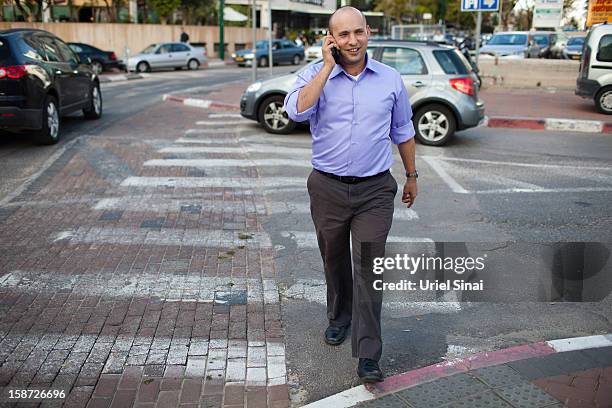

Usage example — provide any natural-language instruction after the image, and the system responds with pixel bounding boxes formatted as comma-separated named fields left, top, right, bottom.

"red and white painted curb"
left=162, top=95, right=611, bottom=134
left=99, top=73, right=145, bottom=83
left=162, top=94, right=239, bottom=110
left=303, top=333, right=612, bottom=408
left=486, top=116, right=612, bottom=133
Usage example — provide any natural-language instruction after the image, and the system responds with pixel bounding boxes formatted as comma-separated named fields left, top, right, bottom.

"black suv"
left=0, top=29, right=102, bottom=145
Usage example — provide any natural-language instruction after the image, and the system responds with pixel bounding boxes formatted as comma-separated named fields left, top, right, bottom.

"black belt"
left=315, top=169, right=389, bottom=184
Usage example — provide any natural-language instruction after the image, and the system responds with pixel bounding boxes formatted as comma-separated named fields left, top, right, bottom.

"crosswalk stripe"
left=121, top=177, right=304, bottom=188
left=92, top=197, right=418, bottom=220
left=143, top=159, right=312, bottom=168
left=279, top=231, right=433, bottom=248
left=159, top=145, right=310, bottom=155
left=52, top=227, right=273, bottom=248
left=195, top=120, right=249, bottom=126
left=209, top=114, right=244, bottom=119
left=185, top=127, right=255, bottom=134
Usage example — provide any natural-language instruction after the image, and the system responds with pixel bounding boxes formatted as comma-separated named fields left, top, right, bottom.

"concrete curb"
left=486, top=115, right=612, bottom=133
left=302, top=333, right=612, bottom=408
left=99, top=73, right=145, bottom=83
left=162, top=94, right=240, bottom=110
left=161, top=95, right=611, bottom=134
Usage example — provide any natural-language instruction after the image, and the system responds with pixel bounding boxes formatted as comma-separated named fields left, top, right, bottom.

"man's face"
left=330, top=10, right=370, bottom=66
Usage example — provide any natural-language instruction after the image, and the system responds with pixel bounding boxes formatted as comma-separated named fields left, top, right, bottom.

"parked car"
left=305, top=40, right=323, bottom=62
left=576, top=24, right=612, bottom=114
left=232, top=40, right=304, bottom=67
left=563, top=36, right=586, bottom=60
left=479, top=32, right=540, bottom=58
left=240, top=40, right=485, bottom=146
left=68, top=42, right=124, bottom=74
left=0, top=28, right=102, bottom=145
left=127, top=42, right=207, bottom=72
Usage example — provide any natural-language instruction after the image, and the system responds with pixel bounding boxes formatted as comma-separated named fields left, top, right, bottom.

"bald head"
left=328, top=6, right=367, bottom=35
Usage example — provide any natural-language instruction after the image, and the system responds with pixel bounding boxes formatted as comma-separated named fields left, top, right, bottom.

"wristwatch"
left=406, top=170, right=418, bottom=179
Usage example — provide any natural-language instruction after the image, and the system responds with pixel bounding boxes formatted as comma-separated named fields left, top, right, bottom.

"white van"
left=575, top=24, right=612, bottom=114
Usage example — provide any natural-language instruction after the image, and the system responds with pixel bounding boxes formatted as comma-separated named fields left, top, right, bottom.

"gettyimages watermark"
left=360, top=242, right=612, bottom=302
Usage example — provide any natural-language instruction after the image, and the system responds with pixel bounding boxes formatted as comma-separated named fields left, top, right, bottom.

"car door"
left=153, top=44, right=173, bottom=69
left=170, top=43, right=190, bottom=67
left=281, top=40, right=296, bottom=63
left=380, top=46, right=430, bottom=103
left=37, top=34, right=78, bottom=109
left=53, top=37, right=91, bottom=106
left=271, top=41, right=282, bottom=63
left=591, top=33, right=612, bottom=84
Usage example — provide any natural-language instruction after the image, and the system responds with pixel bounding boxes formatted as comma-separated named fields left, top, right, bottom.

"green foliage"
left=150, top=0, right=181, bottom=21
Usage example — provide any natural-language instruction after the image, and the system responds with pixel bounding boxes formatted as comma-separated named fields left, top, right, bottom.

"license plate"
left=572, top=55, right=580, bottom=60
left=236, top=57, right=244, bottom=62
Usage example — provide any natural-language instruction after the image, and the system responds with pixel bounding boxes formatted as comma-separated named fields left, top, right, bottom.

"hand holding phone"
left=323, top=32, right=341, bottom=67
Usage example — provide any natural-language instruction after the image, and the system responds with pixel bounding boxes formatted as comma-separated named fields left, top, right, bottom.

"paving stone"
left=493, top=382, right=562, bottom=408
left=445, top=390, right=515, bottom=408
left=356, top=394, right=410, bottom=407
left=470, top=364, right=530, bottom=388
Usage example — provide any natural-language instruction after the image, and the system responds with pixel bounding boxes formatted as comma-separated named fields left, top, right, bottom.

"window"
left=597, top=34, right=612, bottom=62
left=381, top=47, right=427, bottom=75
left=171, top=43, right=190, bottom=52
left=38, top=36, right=61, bottom=62
left=488, top=34, right=528, bottom=46
left=19, top=35, right=45, bottom=61
left=69, top=44, right=83, bottom=53
left=158, top=44, right=172, bottom=54
left=282, top=41, right=295, bottom=48
left=53, top=38, right=79, bottom=64
left=433, top=49, right=471, bottom=75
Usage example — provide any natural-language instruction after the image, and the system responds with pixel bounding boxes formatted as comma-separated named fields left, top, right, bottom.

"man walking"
left=283, top=6, right=418, bottom=382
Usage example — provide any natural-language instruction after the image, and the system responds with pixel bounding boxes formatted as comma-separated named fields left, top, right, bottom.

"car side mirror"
left=86, top=56, right=92, bottom=64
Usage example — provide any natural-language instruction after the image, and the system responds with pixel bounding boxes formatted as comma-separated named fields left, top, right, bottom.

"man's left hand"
left=402, top=178, right=418, bottom=208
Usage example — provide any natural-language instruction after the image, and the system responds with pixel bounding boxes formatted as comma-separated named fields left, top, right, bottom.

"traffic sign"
left=461, top=0, right=499, bottom=12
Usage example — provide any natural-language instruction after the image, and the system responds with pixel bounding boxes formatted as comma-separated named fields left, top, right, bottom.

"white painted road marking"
left=121, top=177, right=304, bottom=188
left=422, top=156, right=469, bottom=194
left=143, top=159, right=312, bottom=168
left=159, top=145, right=311, bottom=155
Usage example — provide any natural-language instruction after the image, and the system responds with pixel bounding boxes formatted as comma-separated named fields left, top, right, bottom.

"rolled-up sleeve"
left=389, top=80, right=416, bottom=145
left=283, top=64, right=320, bottom=122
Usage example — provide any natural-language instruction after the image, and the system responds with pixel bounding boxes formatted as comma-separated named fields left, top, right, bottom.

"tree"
left=373, top=0, right=413, bottom=26
left=150, top=0, right=181, bottom=23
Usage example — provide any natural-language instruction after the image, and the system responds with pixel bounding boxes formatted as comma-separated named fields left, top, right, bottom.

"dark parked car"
left=68, top=42, right=124, bottom=74
left=232, top=40, right=304, bottom=67
left=0, top=29, right=102, bottom=145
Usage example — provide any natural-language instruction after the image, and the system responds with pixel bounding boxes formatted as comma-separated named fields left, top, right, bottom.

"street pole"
left=475, top=10, right=482, bottom=68
left=268, top=0, right=273, bottom=77
left=219, top=0, right=225, bottom=60
left=252, top=0, right=257, bottom=82
left=497, top=0, right=503, bottom=31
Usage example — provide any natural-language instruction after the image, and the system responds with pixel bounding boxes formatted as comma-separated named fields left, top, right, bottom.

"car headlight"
left=245, top=53, right=254, bottom=59
left=246, top=82, right=262, bottom=93
left=231, top=53, right=236, bottom=58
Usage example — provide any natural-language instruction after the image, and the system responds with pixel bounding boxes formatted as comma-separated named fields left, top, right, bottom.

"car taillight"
left=0, top=65, right=28, bottom=79
left=449, top=77, right=474, bottom=96
left=110, top=52, right=117, bottom=61
left=203, top=49, right=207, bottom=57
left=581, top=46, right=590, bottom=78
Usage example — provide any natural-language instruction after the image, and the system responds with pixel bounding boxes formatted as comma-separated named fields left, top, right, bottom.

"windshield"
left=567, top=37, right=585, bottom=46
left=533, top=35, right=549, bottom=46
left=256, top=41, right=269, bottom=49
left=141, top=44, right=157, bottom=54
left=488, top=34, right=528, bottom=46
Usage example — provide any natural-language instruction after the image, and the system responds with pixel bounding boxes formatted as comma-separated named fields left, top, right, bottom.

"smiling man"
left=283, top=6, right=418, bottom=382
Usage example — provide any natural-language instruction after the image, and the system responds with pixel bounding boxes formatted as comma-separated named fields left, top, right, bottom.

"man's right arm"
left=296, top=64, right=334, bottom=113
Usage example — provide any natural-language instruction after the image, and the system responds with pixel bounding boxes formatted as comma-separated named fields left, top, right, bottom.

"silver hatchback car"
left=240, top=40, right=485, bottom=146
left=127, top=42, right=207, bottom=73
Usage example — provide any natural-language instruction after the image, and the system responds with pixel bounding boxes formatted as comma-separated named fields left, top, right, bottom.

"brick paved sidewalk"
left=0, top=102, right=290, bottom=407
left=350, top=346, right=612, bottom=408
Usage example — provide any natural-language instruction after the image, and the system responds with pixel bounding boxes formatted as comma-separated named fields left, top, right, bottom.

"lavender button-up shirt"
left=283, top=54, right=415, bottom=177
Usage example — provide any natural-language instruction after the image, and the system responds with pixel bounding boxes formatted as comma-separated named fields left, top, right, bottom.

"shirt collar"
left=329, top=52, right=378, bottom=80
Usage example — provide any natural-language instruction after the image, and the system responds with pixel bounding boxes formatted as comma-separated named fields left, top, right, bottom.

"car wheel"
left=91, top=60, right=103, bottom=75
left=595, top=86, right=612, bottom=115
left=136, top=61, right=150, bottom=73
left=83, top=83, right=103, bottom=120
left=34, top=95, right=60, bottom=145
left=413, top=104, right=456, bottom=146
left=292, top=55, right=301, bottom=65
left=188, top=58, right=200, bottom=70
left=259, top=56, right=269, bottom=67
left=257, top=95, right=296, bottom=134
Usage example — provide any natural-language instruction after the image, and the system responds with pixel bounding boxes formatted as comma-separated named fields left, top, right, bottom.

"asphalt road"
left=1, top=66, right=611, bottom=405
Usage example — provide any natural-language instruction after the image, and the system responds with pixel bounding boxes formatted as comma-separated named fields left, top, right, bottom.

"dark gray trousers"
left=307, top=169, right=397, bottom=361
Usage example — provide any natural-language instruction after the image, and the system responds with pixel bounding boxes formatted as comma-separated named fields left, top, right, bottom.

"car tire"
left=292, top=55, right=301, bottom=65
left=259, top=56, right=269, bottom=67
left=34, top=95, right=60, bottom=145
left=136, top=61, right=150, bottom=73
left=83, top=83, right=103, bottom=120
left=413, top=104, right=456, bottom=146
left=595, top=86, right=612, bottom=115
left=257, top=95, right=296, bottom=134
left=188, top=58, right=200, bottom=70
left=91, top=60, right=103, bottom=75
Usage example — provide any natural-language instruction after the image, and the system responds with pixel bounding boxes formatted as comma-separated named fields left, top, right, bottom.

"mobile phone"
left=327, top=31, right=341, bottom=64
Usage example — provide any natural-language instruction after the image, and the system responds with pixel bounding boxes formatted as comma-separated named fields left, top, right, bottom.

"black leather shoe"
left=357, top=358, right=384, bottom=383
left=324, top=325, right=349, bottom=346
